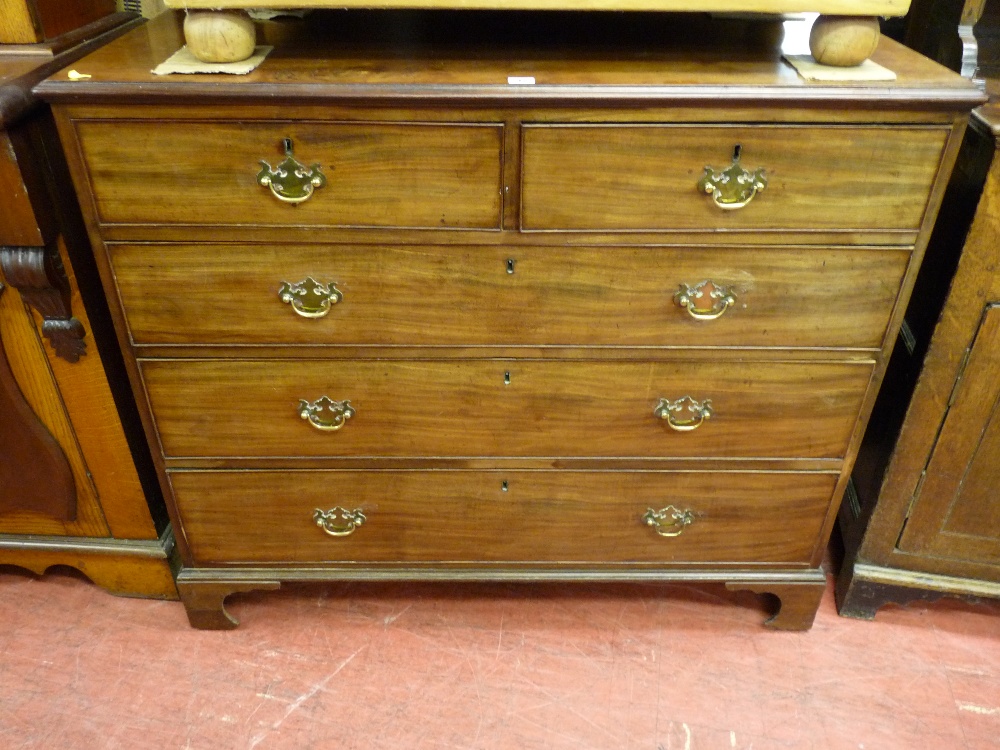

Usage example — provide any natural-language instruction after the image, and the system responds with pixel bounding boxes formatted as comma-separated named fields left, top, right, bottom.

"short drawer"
left=521, top=124, right=947, bottom=232
left=141, top=359, right=872, bottom=459
left=111, top=243, right=909, bottom=350
left=74, top=120, right=503, bottom=229
left=169, top=469, right=835, bottom=565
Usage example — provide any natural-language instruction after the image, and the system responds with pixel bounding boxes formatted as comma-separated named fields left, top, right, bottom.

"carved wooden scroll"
left=0, top=244, right=86, bottom=363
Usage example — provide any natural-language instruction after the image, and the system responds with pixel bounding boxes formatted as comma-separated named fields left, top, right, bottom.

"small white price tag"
left=507, top=76, right=536, bottom=85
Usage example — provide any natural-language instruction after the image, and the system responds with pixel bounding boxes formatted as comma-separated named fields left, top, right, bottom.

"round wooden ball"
left=809, top=15, right=880, bottom=67
left=184, top=10, right=257, bottom=64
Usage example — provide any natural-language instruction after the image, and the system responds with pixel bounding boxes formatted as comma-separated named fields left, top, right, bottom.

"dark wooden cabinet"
left=838, top=85, right=1000, bottom=617
left=897, top=304, right=1000, bottom=561
left=0, top=15, right=176, bottom=599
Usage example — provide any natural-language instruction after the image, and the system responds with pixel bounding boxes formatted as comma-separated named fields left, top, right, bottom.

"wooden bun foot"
left=809, top=15, right=880, bottom=67
left=183, top=9, right=257, bottom=64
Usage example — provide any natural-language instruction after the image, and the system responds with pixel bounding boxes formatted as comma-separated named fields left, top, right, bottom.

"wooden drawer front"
left=112, top=243, right=909, bottom=350
left=521, top=125, right=947, bottom=232
left=141, top=359, right=872, bottom=459
left=170, top=469, right=835, bottom=565
left=74, top=120, right=503, bottom=229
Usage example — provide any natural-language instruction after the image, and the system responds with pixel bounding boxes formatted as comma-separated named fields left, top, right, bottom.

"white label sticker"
left=507, top=76, right=536, bottom=85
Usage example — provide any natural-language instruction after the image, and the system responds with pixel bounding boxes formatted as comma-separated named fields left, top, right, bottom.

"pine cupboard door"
left=896, top=303, right=1000, bottom=565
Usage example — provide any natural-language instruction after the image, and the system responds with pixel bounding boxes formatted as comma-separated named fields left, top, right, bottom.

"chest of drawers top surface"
left=36, top=10, right=979, bottom=107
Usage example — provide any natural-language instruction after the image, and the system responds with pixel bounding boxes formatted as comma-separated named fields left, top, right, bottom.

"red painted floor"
left=2, top=556, right=999, bottom=749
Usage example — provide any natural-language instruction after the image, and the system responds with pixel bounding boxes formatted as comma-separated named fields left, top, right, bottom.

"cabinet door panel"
left=898, top=304, right=1000, bottom=563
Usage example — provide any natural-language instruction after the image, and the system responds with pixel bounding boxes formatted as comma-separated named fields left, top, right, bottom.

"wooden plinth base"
left=176, top=567, right=829, bottom=630
left=836, top=561, right=1000, bottom=620
left=0, top=528, right=178, bottom=600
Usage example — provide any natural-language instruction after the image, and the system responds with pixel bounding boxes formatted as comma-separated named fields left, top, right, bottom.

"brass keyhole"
left=506, top=258, right=516, bottom=274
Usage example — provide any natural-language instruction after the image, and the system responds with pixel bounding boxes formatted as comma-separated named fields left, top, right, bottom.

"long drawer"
left=140, top=359, right=872, bottom=459
left=169, top=469, right=836, bottom=565
left=111, top=243, right=909, bottom=350
left=73, top=120, right=504, bottom=229
left=521, top=124, right=947, bottom=232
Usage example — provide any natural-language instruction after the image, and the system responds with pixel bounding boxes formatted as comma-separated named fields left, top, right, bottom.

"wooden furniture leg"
left=177, top=578, right=281, bottom=629
left=835, top=573, right=941, bottom=620
left=727, top=579, right=827, bottom=630
left=836, top=563, right=1000, bottom=620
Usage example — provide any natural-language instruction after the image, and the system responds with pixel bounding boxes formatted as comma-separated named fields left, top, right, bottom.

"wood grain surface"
left=169, top=469, right=837, bottom=565
left=521, top=124, right=948, bottom=232
left=0, top=131, right=44, bottom=246
left=140, top=358, right=872, bottom=459
left=0, top=260, right=108, bottom=537
left=895, top=304, right=1000, bottom=563
left=110, top=243, right=909, bottom=350
left=41, top=237, right=160, bottom=539
left=0, top=0, right=115, bottom=44
left=74, top=120, right=503, bottom=229
left=0, top=0, right=41, bottom=44
left=0, top=286, right=76, bottom=522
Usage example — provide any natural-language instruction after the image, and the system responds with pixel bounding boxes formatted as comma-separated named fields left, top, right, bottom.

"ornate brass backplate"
left=313, top=506, right=366, bottom=536
left=257, top=138, right=326, bottom=204
left=674, top=280, right=737, bottom=321
left=643, top=505, right=695, bottom=537
left=654, top=395, right=713, bottom=432
left=697, top=145, right=767, bottom=210
left=298, top=396, right=355, bottom=431
left=278, top=277, right=343, bottom=319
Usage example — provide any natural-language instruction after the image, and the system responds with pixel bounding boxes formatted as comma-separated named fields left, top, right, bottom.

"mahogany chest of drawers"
left=37, top=10, right=982, bottom=628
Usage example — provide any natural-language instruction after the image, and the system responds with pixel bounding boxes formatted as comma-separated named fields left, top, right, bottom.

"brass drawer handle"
left=643, top=505, right=695, bottom=537
left=697, top=145, right=767, bottom=210
left=299, top=396, right=355, bottom=431
left=257, top=137, right=326, bottom=204
left=654, top=396, right=713, bottom=432
left=314, top=507, right=366, bottom=537
left=674, top=280, right=736, bottom=321
left=279, top=277, right=343, bottom=319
